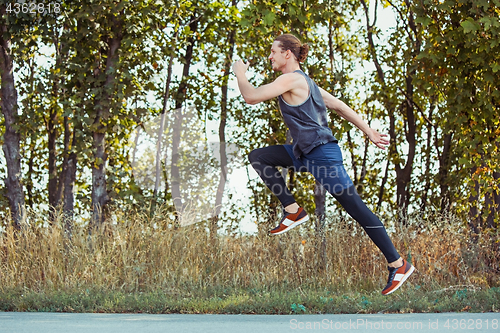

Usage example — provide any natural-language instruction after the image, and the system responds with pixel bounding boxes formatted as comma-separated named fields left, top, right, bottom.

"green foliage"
left=0, top=0, right=499, bottom=231
left=413, top=0, right=500, bottom=225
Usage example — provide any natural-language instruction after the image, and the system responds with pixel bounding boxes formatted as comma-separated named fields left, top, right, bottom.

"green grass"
left=1, top=285, right=499, bottom=314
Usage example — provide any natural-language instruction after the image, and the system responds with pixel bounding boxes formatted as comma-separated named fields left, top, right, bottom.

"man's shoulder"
left=276, top=71, right=308, bottom=85
left=278, top=71, right=304, bottom=78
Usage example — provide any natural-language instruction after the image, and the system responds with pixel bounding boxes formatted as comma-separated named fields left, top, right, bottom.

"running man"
left=232, top=34, right=414, bottom=295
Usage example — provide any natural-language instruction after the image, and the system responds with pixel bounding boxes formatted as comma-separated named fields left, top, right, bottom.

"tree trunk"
left=210, top=21, right=236, bottom=243
left=63, top=152, right=77, bottom=235
left=154, top=29, right=178, bottom=201
left=48, top=29, right=65, bottom=220
left=171, top=15, right=199, bottom=224
left=91, top=130, right=108, bottom=226
left=394, top=3, right=420, bottom=219
left=362, top=0, right=420, bottom=220
left=468, top=172, right=481, bottom=235
left=26, top=140, right=35, bottom=210
left=45, top=24, right=70, bottom=224
left=377, top=157, right=390, bottom=212
left=484, top=190, right=495, bottom=229
left=154, top=112, right=167, bottom=201
left=420, top=102, right=435, bottom=215
left=437, top=133, right=453, bottom=212
left=47, top=78, right=59, bottom=219
left=55, top=115, right=70, bottom=209
left=357, top=112, right=372, bottom=194
left=346, top=130, right=358, bottom=184
left=492, top=171, right=500, bottom=228
left=394, top=75, right=417, bottom=219
left=362, top=0, right=396, bottom=214
left=91, top=17, right=123, bottom=227
left=25, top=58, right=36, bottom=210
left=170, top=107, right=183, bottom=218
left=0, top=12, right=25, bottom=228
left=61, top=117, right=80, bottom=237
left=174, top=16, right=198, bottom=110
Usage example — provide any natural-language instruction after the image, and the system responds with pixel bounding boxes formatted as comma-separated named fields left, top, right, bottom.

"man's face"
left=268, top=41, right=289, bottom=71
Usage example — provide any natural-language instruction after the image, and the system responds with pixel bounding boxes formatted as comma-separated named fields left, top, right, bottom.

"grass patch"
left=0, top=207, right=499, bottom=314
left=1, top=286, right=499, bottom=314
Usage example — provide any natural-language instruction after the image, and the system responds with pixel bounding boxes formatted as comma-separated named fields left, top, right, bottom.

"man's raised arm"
left=232, top=60, right=296, bottom=105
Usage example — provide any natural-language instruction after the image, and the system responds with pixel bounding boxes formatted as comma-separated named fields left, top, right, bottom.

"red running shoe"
left=382, top=259, right=415, bottom=295
left=270, top=207, right=309, bottom=235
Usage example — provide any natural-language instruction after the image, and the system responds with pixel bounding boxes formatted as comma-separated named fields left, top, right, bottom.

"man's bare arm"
left=319, top=87, right=390, bottom=149
left=232, top=60, right=297, bottom=105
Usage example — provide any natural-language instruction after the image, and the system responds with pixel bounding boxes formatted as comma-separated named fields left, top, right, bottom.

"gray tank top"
left=278, top=70, right=337, bottom=159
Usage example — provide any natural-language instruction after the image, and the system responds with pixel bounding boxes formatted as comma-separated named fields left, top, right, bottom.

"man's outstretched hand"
left=367, top=129, right=390, bottom=150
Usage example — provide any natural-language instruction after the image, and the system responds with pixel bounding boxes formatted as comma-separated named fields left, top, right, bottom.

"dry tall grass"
left=0, top=206, right=498, bottom=295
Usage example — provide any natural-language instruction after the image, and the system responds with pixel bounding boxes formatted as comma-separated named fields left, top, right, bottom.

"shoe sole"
left=270, top=215, right=310, bottom=235
left=383, top=265, right=415, bottom=295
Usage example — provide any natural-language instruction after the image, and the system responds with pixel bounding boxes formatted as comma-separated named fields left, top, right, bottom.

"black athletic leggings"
left=248, top=144, right=400, bottom=263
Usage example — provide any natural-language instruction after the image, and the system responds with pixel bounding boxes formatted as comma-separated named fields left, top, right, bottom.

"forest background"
left=0, top=0, right=499, bottom=313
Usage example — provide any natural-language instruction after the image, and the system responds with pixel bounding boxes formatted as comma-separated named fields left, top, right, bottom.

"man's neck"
left=280, top=63, right=301, bottom=74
